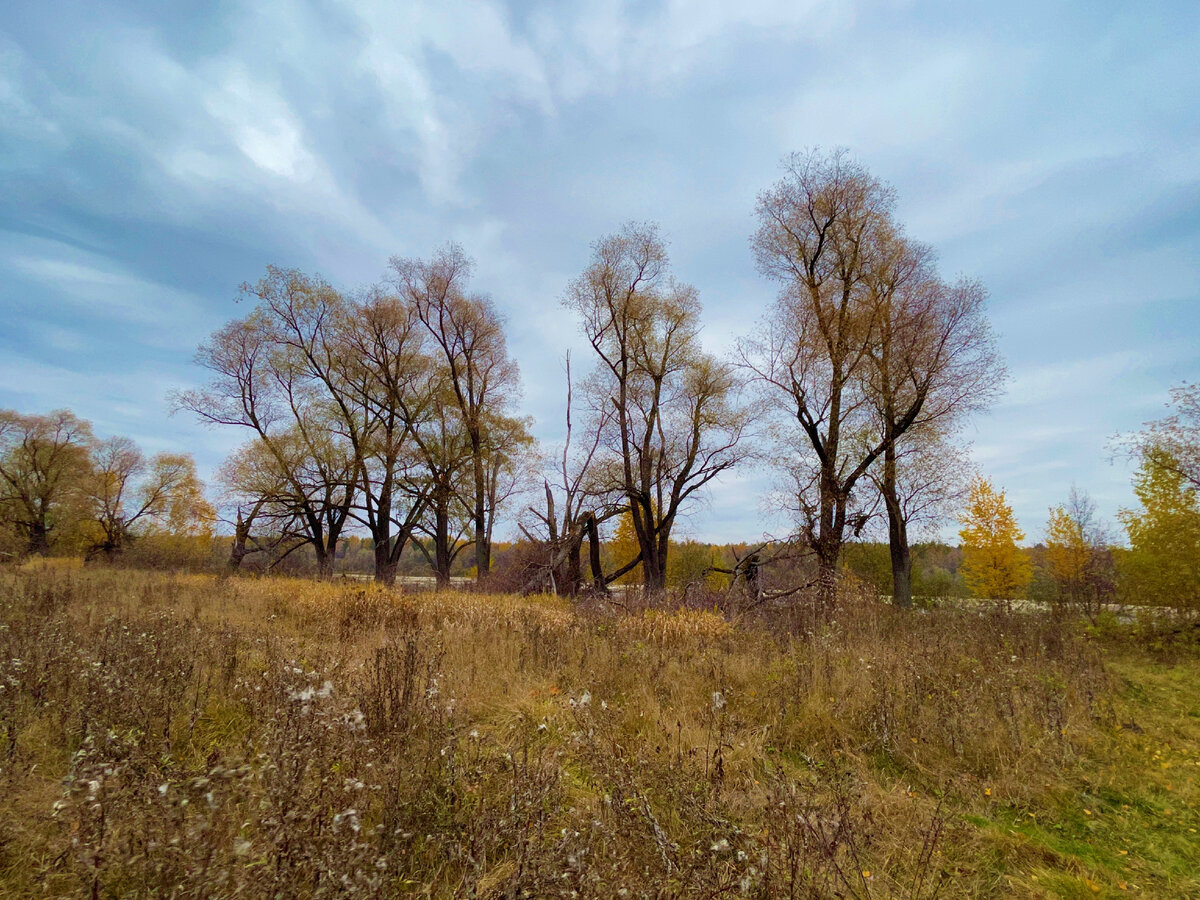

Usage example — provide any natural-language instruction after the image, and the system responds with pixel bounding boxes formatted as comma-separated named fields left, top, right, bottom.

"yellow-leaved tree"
left=1043, top=486, right=1114, bottom=609
left=609, top=510, right=643, bottom=586
left=1045, top=506, right=1087, bottom=585
left=959, top=478, right=1031, bottom=600
left=1118, top=447, right=1200, bottom=608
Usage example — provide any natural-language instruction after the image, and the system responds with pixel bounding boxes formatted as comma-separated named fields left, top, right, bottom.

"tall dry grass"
left=0, top=562, right=1115, bottom=897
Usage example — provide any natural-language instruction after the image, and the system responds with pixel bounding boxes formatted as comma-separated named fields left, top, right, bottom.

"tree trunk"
left=228, top=540, right=249, bottom=572
left=374, top=539, right=398, bottom=586
left=645, top=523, right=670, bottom=593
left=888, top=516, right=913, bottom=608
left=815, top=470, right=843, bottom=607
left=744, top=553, right=762, bottom=603
left=631, top=497, right=667, bottom=596
left=314, top=544, right=333, bottom=578
left=814, top=542, right=840, bottom=607
left=473, top=453, right=489, bottom=583
left=228, top=511, right=250, bottom=572
left=27, top=522, right=50, bottom=557
left=434, top=492, right=452, bottom=588
left=642, top=555, right=667, bottom=594
left=565, top=542, right=582, bottom=596
left=881, top=443, right=913, bottom=608
left=583, top=513, right=606, bottom=593
left=586, top=536, right=602, bottom=591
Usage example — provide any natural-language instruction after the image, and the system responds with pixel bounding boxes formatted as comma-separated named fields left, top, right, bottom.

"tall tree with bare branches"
left=742, top=150, right=898, bottom=603
left=216, top=438, right=307, bottom=572
left=862, top=248, right=1004, bottom=607
left=521, top=354, right=622, bottom=595
left=566, top=223, right=747, bottom=593
left=389, top=245, right=523, bottom=584
left=744, top=148, right=1002, bottom=605
left=174, top=268, right=357, bottom=576
left=335, top=288, right=438, bottom=584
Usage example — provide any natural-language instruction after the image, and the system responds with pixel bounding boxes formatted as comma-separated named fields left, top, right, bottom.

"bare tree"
left=863, top=254, right=1004, bottom=607
left=1122, top=382, right=1200, bottom=491
left=744, top=149, right=1001, bottom=606
left=479, top=412, right=538, bottom=556
left=566, top=223, right=748, bottom=594
left=521, top=354, right=622, bottom=595
left=742, top=150, right=897, bottom=603
left=407, top=385, right=474, bottom=587
left=389, top=245, right=523, bottom=584
left=179, top=263, right=524, bottom=585
left=215, top=439, right=308, bottom=572
left=336, top=288, right=437, bottom=584
left=173, top=269, right=357, bottom=576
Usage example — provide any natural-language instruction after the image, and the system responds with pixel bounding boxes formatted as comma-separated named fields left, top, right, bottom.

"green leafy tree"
left=666, top=540, right=723, bottom=590
left=1118, top=448, right=1200, bottom=608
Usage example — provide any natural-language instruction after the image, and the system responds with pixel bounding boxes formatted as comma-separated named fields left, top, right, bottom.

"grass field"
left=1, top=562, right=1197, bottom=897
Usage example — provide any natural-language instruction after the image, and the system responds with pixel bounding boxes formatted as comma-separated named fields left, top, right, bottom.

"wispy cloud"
left=4, top=237, right=211, bottom=350
left=999, top=352, right=1149, bottom=410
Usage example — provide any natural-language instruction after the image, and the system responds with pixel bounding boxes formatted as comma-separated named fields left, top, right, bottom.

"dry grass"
left=0, top=561, right=1195, bottom=897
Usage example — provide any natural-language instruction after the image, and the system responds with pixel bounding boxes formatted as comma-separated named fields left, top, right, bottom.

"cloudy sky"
left=1, top=0, right=1197, bottom=543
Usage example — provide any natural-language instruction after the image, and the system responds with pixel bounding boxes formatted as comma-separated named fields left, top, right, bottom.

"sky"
left=1, top=0, right=1198, bottom=545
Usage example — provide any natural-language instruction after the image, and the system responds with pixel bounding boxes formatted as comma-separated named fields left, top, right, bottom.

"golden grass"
left=0, top=564, right=1196, bottom=897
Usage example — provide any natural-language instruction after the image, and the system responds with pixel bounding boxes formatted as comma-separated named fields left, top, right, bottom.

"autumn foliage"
left=958, top=478, right=1032, bottom=600
left=1119, top=447, right=1200, bottom=608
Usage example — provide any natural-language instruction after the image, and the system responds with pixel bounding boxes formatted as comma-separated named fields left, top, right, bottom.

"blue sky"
left=1, top=1, right=1197, bottom=544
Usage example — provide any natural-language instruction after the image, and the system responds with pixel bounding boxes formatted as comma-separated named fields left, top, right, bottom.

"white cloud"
left=201, top=67, right=319, bottom=182
left=337, top=0, right=554, bottom=202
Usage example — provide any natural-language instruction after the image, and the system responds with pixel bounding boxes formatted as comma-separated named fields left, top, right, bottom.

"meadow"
left=1, top=563, right=1198, bottom=898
